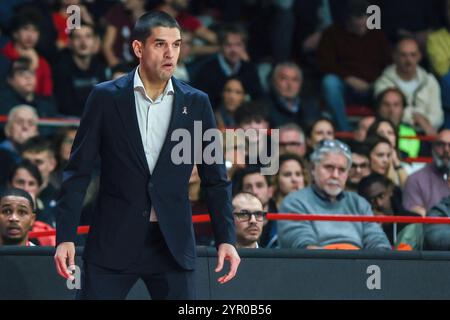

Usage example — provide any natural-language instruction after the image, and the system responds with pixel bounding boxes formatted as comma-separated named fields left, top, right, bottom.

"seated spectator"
left=374, top=37, right=443, bottom=134
left=266, top=62, right=320, bottom=129
left=0, top=57, right=57, bottom=117
left=102, top=0, right=146, bottom=67
left=222, top=130, right=246, bottom=180
left=20, top=136, right=58, bottom=227
left=427, top=0, right=450, bottom=128
left=375, top=88, right=420, bottom=158
left=157, top=0, right=219, bottom=57
left=0, top=11, right=53, bottom=96
left=8, top=160, right=42, bottom=204
left=232, top=192, right=265, bottom=249
left=51, top=0, right=94, bottom=50
left=53, top=22, right=106, bottom=117
left=353, top=116, right=375, bottom=142
left=278, top=139, right=391, bottom=250
left=366, top=119, right=408, bottom=187
left=0, top=188, right=36, bottom=246
left=215, top=77, right=247, bottom=130
left=273, top=153, right=308, bottom=210
left=358, top=173, right=422, bottom=248
left=0, top=105, right=39, bottom=162
left=173, top=29, right=195, bottom=83
left=52, top=125, right=77, bottom=189
left=346, top=141, right=371, bottom=192
left=318, top=0, right=391, bottom=131
left=403, top=129, right=450, bottom=216
left=194, top=23, right=263, bottom=109
left=279, top=123, right=306, bottom=158
left=425, top=194, right=450, bottom=250
left=306, top=118, right=335, bottom=152
left=233, top=166, right=278, bottom=248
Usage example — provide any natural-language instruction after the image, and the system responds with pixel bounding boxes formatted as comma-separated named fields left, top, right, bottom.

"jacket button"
left=142, top=210, right=149, bottom=217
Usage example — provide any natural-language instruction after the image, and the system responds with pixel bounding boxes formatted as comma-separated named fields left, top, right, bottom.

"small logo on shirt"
left=182, top=106, right=188, bottom=115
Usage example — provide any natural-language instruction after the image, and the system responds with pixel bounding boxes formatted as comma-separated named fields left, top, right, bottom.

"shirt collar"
left=311, top=183, right=345, bottom=202
left=133, top=66, right=174, bottom=103
left=217, top=54, right=241, bottom=76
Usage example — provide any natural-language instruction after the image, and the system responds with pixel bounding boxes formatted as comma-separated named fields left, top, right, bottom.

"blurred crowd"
left=1, top=0, right=450, bottom=252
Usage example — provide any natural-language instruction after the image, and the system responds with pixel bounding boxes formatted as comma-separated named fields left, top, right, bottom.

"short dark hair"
left=8, top=159, right=43, bottom=188
left=234, top=101, right=269, bottom=126
left=305, top=117, right=335, bottom=139
left=10, top=9, right=42, bottom=33
left=375, top=87, right=407, bottom=111
left=348, top=141, right=370, bottom=158
left=7, top=57, right=33, bottom=78
left=218, top=23, right=248, bottom=46
left=0, top=188, right=35, bottom=212
left=20, top=136, right=56, bottom=157
left=233, top=165, right=272, bottom=195
left=131, top=11, right=181, bottom=43
left=68, top=21, right=97, bottom=38
left=358, top=172, right=393, bottom=201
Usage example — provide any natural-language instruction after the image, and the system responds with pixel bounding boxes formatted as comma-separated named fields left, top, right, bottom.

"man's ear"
left=132, top=40, right=143, bottom=59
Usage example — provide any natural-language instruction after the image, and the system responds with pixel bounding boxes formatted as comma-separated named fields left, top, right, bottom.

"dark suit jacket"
left=56, top=69, right=235, bottom=270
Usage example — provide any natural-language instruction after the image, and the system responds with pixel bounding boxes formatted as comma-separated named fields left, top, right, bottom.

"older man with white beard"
left=278, top=139, right=391, bottom=250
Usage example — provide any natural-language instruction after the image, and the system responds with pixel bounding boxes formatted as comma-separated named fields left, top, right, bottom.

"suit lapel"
left=113, top=69, right=151, bottom=176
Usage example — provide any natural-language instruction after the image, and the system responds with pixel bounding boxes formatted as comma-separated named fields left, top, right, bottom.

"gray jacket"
left=425, top=196, right=450, bottom=250
left=278, top=186, right=391, bottom=250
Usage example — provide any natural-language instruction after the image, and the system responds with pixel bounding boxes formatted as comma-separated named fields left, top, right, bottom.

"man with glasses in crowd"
left=278, top=139, right=391, bottom=250
left=346, top=141, right=371, bottom=192
left=403, top=129, right=450, bottom=216
left=232, top=192, right=265, bottom=249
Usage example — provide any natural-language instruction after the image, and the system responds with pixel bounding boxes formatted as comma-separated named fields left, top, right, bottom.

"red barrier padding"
left=28, top=214, right=450, bottom=239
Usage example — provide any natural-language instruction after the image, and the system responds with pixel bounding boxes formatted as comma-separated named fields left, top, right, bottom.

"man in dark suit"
left=54, top=11, right=240, bottom=300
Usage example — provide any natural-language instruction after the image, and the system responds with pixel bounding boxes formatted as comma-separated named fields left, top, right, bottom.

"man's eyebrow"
left=154, top=38, right=182, bottom=42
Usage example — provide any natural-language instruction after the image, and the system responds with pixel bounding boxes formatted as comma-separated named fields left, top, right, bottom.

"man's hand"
left=344, top=76, right=370, bottom=92
left=215, top=243, right=240, bottom=284
left=54, top=242, right=76, bottom=280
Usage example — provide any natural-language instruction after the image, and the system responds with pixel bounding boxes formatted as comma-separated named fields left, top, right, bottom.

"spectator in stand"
left=346, top=141, right=371, bottom=192
left=232, top=192, right=265, bottom=249
left=0, top=105, right=39, bottom=163
left=156, top=0, right=219, bottom=57
left=0, top=11, right=53, bottom=97
left=403, top=129, right=450, bottom=216
left=194, top=23, right=263, bottom=109
left=427, top=0, right=450, bottom=128
left=0, top=57, right=57, bottom=117
left=233, top=166, right=278, bottom=248
left=266, top=62, right=320, bottom=129
left=53, top=22, right=106, bottom=117
left=272, top=153, right=308, bottom=210
left=317, top=0, right=391, bottom=131
left=425, top=194, right=450, bottom=250
left=367, top=119, right=408, bottom=188
left=214, top=77, right=247, bottom=130
left=173, top=29, right=195, bottom=83
left=358, top=173, right=422, bottom=248
left=102, top=0, right=146, bottom=67
left=375, top=88, right=420, bottom=158
left=0, top=188, right=36, bottom=246
left=366, top=134, right=407, bottom=189
left=278, top=139, right=391, bottom=250
left=52, top=126, right=77, bottom=189
left=51, top=0, right=95, bottom=50
left=374, top=37, right=443, bottom=134
left=305, top=118, right=335, bottom=152
left=279, top=123, right=307, bottom=158
left=353, top=116, right=375, bottom=142
left=8, top=160, right=42, bottom=204
left=20, top=136, right=58, bottom=227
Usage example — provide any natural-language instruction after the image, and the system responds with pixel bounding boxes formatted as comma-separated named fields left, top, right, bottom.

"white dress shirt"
left=133, top=66, right=174, bottom=221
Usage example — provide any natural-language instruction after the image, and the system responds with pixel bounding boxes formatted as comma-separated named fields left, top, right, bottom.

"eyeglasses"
left=233, top=210, right=266, bottom=222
